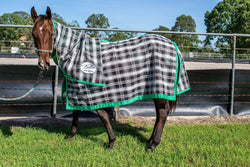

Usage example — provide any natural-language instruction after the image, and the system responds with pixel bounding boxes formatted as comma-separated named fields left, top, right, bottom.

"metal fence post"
left=230, top=35, right=237, bottom=115
left=52, top=65, right=59, bottom=119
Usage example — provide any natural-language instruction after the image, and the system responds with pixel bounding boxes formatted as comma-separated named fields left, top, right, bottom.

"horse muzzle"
left=38, top=61, right=50, bottom=71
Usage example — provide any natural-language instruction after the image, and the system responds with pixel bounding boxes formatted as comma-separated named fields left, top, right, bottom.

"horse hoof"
left=107, top=143, right=114, bottom=149
left=64, top=134, right=75, bottom=139
left=147, top=148, right=154, bottom=152
left=107, top=146, right=113, bottom=150
left=64, top=136, right=71, bottom=140
left=147, top=144, right=156, bottom=152
left=148, top=138, right=152, bottom=145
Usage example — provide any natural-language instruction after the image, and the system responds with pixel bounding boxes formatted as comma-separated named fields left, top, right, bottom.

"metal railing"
left=1, top=23, right=250, bottom=116
left=1, top=23, right=250, bottom=37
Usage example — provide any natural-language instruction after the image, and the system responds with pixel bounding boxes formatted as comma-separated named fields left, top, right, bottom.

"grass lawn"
left=0, top=122, right=249, bottom=166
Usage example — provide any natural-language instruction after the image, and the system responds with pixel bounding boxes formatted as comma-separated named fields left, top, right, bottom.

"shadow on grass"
left=0, top=117, right=150, bottom=149
left=1, top=126, right=13, bottom=137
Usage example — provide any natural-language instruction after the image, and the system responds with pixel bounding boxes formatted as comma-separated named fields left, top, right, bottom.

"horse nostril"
left=38, top=62, right=45, bottom=70
left=44, top=62, right=50, bottom=71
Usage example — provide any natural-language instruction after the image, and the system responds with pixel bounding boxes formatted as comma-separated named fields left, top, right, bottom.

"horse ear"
left=46, top=6, right=52, bottom=20
left=31, top=6, right=38, bottom=22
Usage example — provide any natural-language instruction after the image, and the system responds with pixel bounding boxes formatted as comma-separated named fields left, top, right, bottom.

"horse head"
left=31, top=6, right=53, bottom=71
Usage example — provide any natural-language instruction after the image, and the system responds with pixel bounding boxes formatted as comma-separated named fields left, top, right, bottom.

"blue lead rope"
left=0, top=71, right=44, bottom=101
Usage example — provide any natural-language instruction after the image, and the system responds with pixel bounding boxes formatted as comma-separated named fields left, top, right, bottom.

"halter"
left=35, top=49, right=53, bottom=53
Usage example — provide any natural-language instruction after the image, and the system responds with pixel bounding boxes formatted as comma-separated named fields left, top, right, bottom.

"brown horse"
left=31, top=6, right=178, bottom=151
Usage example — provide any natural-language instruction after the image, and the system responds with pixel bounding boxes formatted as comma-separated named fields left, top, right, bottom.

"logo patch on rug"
left=80, top=62, right=97, bottom=74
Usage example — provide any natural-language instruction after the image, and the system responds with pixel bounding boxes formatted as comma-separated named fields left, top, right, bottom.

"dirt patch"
left=0, top=115, right=249, bottom=129
left=117, top=115, right=250, bottom=127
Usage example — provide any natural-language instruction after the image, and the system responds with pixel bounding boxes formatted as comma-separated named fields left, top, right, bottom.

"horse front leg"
left=96, top=109, right=116, bottom=149
left=148, top=99, right=172, bottom=151
left=65, top=110, right=81, bottom=139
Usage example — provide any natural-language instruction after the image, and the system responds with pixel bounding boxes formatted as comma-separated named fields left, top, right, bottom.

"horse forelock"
left=34, top=15, right=52, bottom=28
left=33, top=15, right=44, bottom=27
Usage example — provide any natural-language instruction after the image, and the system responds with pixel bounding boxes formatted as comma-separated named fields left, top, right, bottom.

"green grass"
left=0, top=123, right=249, bottom=166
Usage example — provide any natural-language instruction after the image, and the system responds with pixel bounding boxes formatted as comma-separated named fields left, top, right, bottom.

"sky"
left=0, top=0, right=222, bottom=33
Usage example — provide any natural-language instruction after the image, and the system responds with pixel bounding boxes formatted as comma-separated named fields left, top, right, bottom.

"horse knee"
left=156, top=107, right=168, bottom=122
left=160, top=100, right=175, bottom=118
left=160, top=109, right=168, bottom=119
left=97, top=109, right=110, bottom=122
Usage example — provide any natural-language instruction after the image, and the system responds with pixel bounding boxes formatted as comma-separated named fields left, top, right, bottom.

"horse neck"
left=53, top=21, right=82, bottom=52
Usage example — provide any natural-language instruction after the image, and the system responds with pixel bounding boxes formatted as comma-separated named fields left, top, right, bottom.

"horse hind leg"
left=148, top=100, right=160, bottom=145
left=148, top=99, right=175, bottom=151
left=96, top=109, right=116, bottom=149
left=65, top=110, right=81, bottom=139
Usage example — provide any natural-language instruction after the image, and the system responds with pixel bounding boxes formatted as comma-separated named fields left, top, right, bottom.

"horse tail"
left=169, top=95, right=179, bottom=114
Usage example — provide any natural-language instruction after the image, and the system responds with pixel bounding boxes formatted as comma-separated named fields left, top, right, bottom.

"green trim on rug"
left=177, top=87, right=190, bottom=95
left=66, top=93, right=177, bottom=111
left=173, top=41, right=180, bottom=100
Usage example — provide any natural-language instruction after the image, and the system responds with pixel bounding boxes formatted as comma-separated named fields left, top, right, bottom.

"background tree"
left=67, top=20, right=80, bottom=27
left=106, top=27, right=136, bottom=42
left=52, top=13, right=80, bottom=27
left=171, top=15, right=200, bottom=52
left=85, top=14, right=110, bottom=39
left=13, top=11, right=33, bottom=25
left=151, top=25, right=171, bottom=39
left=204, top=0, right=250, bottom=51
left=0, top=13, right=26, bottom=41
left=0, top=11, right=81, bottom=52
left=13, top=11, right=34, bottom=41
left=52, top=13, right=67, bottom=25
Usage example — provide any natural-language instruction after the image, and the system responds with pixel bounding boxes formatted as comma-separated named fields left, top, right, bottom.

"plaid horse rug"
left=51, top=21, right=190, bottom=110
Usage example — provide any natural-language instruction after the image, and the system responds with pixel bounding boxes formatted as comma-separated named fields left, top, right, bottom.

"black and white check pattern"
left=53, top=22, right=103, bottom=84
left=52, top=21, right=190, bottom=110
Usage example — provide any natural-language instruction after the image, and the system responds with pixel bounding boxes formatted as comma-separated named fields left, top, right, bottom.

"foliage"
left=0, top=13, right=26, bottom=41
left=204, top=0, right=250, bottom=50
left=13, top=11, right=33, bottom=41
left=13, top=11, right=33, bottom=25
left=84, top=13, right=137, bottom=41
left=52, top=13, right=67, bottom=26
left=172, top=15, right=196, bottom=32
left=0, top=11, right=80, bottom=46
left=151, top=25, right=172, bottom=39
left=171, top=15, right=200, bottom=52
left=67, top=20, right=80, bottom=27
left=0, top=123, right=248, bottom=166
left=106, top=27, right=137, bottom=42
left=52, top=13, right=80, bottom=27
left=85, top=14, right=110, bottom=39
